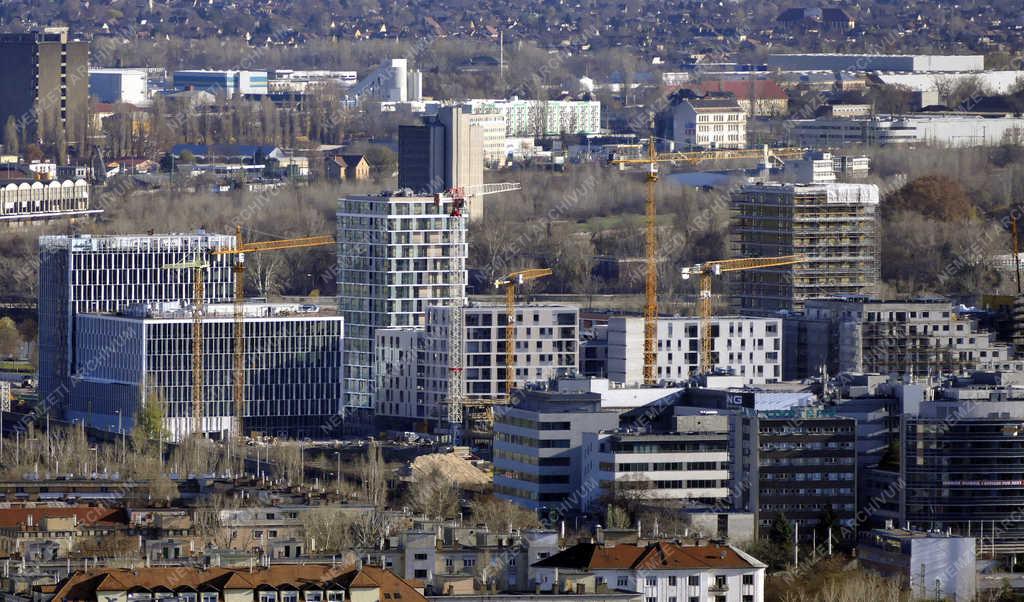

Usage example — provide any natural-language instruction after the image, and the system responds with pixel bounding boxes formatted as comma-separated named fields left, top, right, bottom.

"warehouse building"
left=767, top=53, right=984, bottom=73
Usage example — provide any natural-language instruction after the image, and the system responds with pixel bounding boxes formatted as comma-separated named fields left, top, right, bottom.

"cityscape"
left=2, top=2, right=1024, bottom=600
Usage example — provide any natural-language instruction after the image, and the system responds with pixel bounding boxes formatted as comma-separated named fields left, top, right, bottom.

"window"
left=414, top=553, right=428, bottom=561
left=414, top=569, right=428, bottom=579
left=268, top=530, right=278, bottom=538
left=258, top=593, right=276, bottom=602
left=688, top=576, right=700, bottom=586
left=304, top=593, right=322, bottom=602
left=202, top=594, right=218, bottom=602
left=742, top=574, right=754, bottom=585
left=668, top=576, right=677, bottom=586
left=617, top=577, right=628, bottom=587
left=646, top=577, right=657, bottom=587
left=281, top=592, right=299, bottom=602
left=464, top=559, right=476, bottom=568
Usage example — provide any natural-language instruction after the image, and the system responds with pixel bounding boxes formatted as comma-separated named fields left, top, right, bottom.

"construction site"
left=728, top=181, right=881, bottom=314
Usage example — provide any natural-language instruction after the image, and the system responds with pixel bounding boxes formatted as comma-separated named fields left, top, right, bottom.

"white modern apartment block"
left=533, top=541, right=766, bottom=602
left=374, top=303, right=579, bottom=428
left=337, top=192, right=466, bottom=409
left=465, top=98, right=601, bottom=137
left=608, top=316, right=782, bottom=385
left=38, top=233, right=236, bottom=420
left=89, top=68, right=149, bottom=105
left=72, top=302, right=343, bottom=440
left=346, top=58, right=423, bottom=104
left=581, top=414, right=733, bottom=509
left=672, top=97, right=747, bottom=149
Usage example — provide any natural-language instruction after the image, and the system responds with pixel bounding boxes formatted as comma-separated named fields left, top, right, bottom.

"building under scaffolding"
left=730, top=181, right=880, bottom=314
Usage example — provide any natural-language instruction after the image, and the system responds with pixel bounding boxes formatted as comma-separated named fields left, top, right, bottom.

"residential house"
left=672, top=97, right=746, bottom=149
left=532, top=541, right=766, bottom=602
left=325, top=155, right=371, bottom=181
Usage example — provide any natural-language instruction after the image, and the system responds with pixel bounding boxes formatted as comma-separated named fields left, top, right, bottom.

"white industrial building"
left=607, top=316, right=782, bottom=385
left=38, top=233, right=237, bottom=421
left=464, top=98, right=601, bottom=137
left=172, top=70, right=269, bottom=96
left=767, top=53, right=984, bottom=73
left=346, top=58, right=423, bottom=104
left=870, top=70, right=1024, bottom=95
left=789, top=114, right=1024, bottom=147
left=672, top=97, right=747, bottom=149
left=0, top=178, right=95, bottom=222
left=337, top=192, right=466, bottom=409
left=72, top=302, right=344, bottom=441
left=374, top=303, right=579, bottom=429
left=89, top=68, right=149, bottom=105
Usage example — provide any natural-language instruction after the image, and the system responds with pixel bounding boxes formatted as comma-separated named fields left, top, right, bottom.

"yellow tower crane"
left=162, top=253, right=210, bottom=436
left=610, top=141, right=805, bottom=385
left=494, top=268, right=553, bottom=400
left=211, top=225, right=334, bottom=440
left=680, top=255, right=807, bottom=374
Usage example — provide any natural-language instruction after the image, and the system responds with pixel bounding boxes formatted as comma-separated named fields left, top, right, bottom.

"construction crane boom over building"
left=161, top=254, right=209, bottom=436
left=210, top=226, right=335, bottom=440
left=681, top=255, right=807, bottom=373
left=494, top=268, right=553, bottom=400
left=435, top=183, right=521, bottom=439
left=611, top=142, right=805, bottom=385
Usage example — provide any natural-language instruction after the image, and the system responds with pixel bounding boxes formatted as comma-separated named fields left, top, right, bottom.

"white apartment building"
left=672, top=98, right=747, bottom=149
left=607, top=316, right=782, bottom=386
left=465, top=98, right=601, bottom=137
left=337, top=192, right=467, bottom=409
left=374, top=303, right=579, bottom=429
left=72, top=302, right=344, bottom=440
left=38, top=233, right=236, bottom=420
left=581, top=413, right=733, bottom=509
left=533, top=541, right=766, bottom=602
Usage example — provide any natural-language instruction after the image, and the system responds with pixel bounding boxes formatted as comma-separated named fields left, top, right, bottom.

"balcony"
left=709, top=582, right=729, bottom=594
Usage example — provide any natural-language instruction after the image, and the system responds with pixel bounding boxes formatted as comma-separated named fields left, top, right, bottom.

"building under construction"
left=729, top=181, right=880, bottom=314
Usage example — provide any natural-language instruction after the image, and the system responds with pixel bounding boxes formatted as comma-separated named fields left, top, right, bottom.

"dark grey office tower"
left=0, top=27, right=89, bottom=149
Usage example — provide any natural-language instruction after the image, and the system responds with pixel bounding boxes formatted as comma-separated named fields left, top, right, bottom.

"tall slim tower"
left=37, top=233, right=236, bottom=420
left=336, top=193, right=468, bottom=414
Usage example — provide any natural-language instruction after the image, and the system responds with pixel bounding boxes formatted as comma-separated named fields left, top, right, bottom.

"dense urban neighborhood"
left=1, top=1, right=1024, bottom=600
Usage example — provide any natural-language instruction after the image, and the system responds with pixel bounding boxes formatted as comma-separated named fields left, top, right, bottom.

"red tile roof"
left=692, top=79, right=788, bottom=100
left=0, top=507, right=128, bottom=529
left=534, top=541, right=761, bottom=571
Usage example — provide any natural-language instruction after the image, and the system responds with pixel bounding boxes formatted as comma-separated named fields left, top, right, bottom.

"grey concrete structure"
left=858, top=528, right=976, bottom=601
left=730, top=182, right=880, bottom=314
left=493, top=389, right=620, bottom=511
left=0, top=28, right=89, bottom=148
left=38, top=233, right=236, bottom=421
left=784, top=297, right=1020, bottom=379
